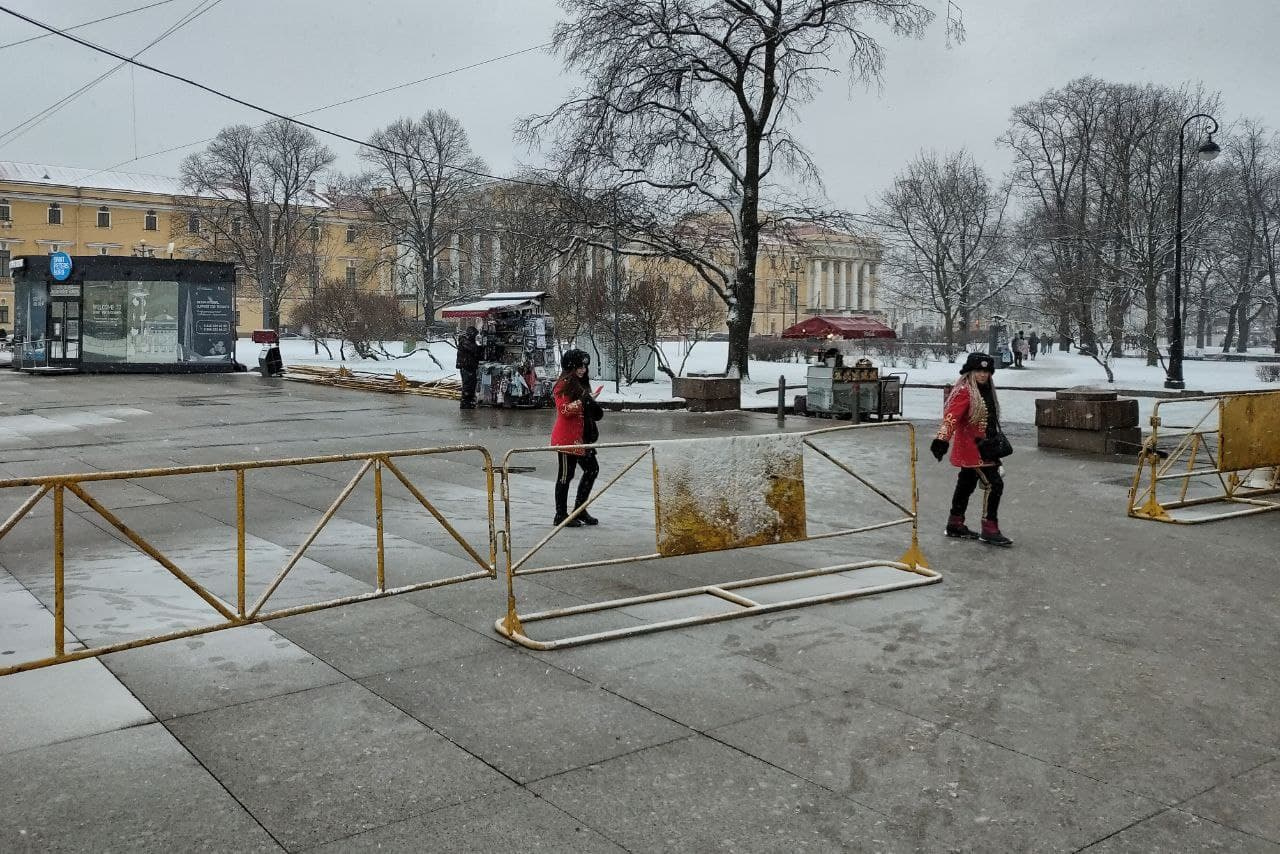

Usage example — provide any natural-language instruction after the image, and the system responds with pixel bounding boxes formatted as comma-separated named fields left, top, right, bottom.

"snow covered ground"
left=254, top=338, right=1279, bottom=425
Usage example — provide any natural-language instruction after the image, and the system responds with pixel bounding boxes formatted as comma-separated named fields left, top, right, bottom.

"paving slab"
left=1183, top=759, right=1280, bottom=844
left=710, top=692, right=1159, bottom=851
left=101, top=623, right=347, bottom=720
left=270, top=596, right=503, bottom=679
left=530, top=734, right=932, bottom=853
left=359, top=646, right=691, bottom=783
left=0, top=723, right=282, bottom=853
left=307, top=787, right=628, bottom=853
left=166, top=681, right=511, bottom=851
left=1077, top=808, right=1280, bottom=853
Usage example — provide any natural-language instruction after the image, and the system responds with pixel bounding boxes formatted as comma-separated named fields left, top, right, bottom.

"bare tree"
left=523, top=0, right=961, bottom=377
left=179, top=120, right=335, bottom=329
left=359, top=111, right=489, bottom=323
left=873, top=149, right=1020, bottom=360
left=292, top=279, right=410, bottom=360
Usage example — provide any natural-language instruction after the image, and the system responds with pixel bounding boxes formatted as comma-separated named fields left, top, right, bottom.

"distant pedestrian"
left=456, top=327, right=480, bottom=409
left=1016, top=332, right=1030, bottom=366
left=551, top=349, right=604, bottom=527
left=1027, top=331, right=1040, bottom=361
left=1011, top=333, right=1024, bottom=368
left=930, top=352, right=1013, bottom=547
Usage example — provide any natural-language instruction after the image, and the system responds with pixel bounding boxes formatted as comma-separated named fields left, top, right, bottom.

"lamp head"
left=1197, top=135, right=1221, bottom=162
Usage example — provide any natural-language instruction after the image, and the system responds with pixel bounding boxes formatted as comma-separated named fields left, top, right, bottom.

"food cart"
left=804, top=356, right=904, bottom=421
left=440, top=291, right=557, bottom=408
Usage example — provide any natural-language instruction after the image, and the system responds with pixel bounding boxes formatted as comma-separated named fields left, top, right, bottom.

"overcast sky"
left=0, top=0, right=1275, bottom=211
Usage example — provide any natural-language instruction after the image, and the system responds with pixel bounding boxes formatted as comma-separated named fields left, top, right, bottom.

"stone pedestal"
left=1035, top=387, right=1141, bottom=454
left=672, top=376, right=741, bottom=412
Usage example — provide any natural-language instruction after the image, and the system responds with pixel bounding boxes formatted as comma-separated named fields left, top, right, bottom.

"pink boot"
left=980, top=520, right=1013, bottom=547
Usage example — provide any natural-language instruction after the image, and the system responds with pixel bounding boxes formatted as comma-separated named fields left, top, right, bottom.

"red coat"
left=550, top=379, right=586, bottom=455
left=937, top=383, right=988, bottom=468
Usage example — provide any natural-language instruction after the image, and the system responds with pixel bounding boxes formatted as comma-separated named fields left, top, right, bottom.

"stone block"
left=1037, top=426, right=1142, bottom=455
left=1035, top=398, right=1139, bottom=430
left=672, top=376, right=740, bottom=412
left=1056, top=386, right=1120, bottom=402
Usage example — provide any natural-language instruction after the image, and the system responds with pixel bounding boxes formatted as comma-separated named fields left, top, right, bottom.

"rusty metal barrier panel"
left=1128, top=391, right=1280, bottom=524
left=0, top=446, right=496, bottom=676
left=495, top=423, right=940, bottom=650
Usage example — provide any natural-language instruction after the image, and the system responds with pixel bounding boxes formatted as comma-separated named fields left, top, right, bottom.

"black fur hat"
left=959, top=352, right=996, bottom=375
left=561, top=349, right=591, bottom=372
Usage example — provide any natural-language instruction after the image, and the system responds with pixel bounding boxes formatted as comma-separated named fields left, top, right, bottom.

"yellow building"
left=0, top=160, right=385, bottom=334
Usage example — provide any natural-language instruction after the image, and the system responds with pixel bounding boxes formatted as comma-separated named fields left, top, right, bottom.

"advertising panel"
left=179, top=282, right=234, bottom=362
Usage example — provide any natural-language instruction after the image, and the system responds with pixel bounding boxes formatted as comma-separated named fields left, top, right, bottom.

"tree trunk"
left=942, top=313, right=956, bottom=360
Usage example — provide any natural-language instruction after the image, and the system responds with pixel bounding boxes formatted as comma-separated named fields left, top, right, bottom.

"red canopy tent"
left=780, top=315, right=896, bottom=340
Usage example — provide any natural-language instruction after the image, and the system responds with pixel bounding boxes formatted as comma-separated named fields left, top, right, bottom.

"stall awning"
left=441, top=291, right=547, bottom=318
left=780, top=315, right=896, bottom=340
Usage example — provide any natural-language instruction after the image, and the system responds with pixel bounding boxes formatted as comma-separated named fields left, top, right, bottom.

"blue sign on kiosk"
left=49, top=252, right=73, bottom=281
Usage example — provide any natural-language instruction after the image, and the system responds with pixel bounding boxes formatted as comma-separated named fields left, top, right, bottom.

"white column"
left=809, top=259, right=820, bottom=309
left=450, top=234, right=460, bottom=293
left=491, top=235, right=501, bottom=288
left=844, top=261, right=855, bottom=309
left=470, top=234, right=481, bottom=290
left=869, top=263, right=879, bottom=310
left=833, top=260, right=845, bottom=310
left=857, top=262, right=867, bottom=310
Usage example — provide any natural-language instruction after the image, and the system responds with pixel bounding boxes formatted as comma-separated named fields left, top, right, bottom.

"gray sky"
left=0, top=0, right=1275, bottom=211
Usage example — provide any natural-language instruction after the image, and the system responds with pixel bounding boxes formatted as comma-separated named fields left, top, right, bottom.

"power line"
left=79, top=40, right=552, bottom=180
left=0, top=4, right=552, bottom=191
left=0, top=0, right=180, bottom=51
left=0, top=0, right=225, bottom=148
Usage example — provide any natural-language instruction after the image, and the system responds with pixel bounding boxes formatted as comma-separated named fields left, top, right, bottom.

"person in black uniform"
left=456, top=327, right=480, bottom=409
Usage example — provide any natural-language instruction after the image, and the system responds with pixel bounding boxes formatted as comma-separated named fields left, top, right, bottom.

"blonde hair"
left=946, top=372, right=997, bottom=426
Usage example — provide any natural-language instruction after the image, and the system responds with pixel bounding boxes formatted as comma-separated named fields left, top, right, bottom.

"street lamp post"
left=1166, top=113, right=1221, bottom=390
left=789, top=256, right=804, bottom=331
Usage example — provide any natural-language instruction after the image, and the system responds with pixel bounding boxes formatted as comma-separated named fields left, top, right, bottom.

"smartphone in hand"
left=594, top=385, right=604, bottom=397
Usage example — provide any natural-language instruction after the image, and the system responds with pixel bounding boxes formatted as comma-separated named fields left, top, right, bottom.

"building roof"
left=780, top=315, right=896, bottom=340
left=441, top=291, right=547, bottom=318
left=0, top=160, right=181, bottom=197
left=0, top=159, right=332, bottom=208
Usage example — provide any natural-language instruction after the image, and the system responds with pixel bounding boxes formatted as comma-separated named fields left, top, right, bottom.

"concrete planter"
left=672, top=376, right=741, bottom=412
left=1035, top=387, right=1141, bottom=455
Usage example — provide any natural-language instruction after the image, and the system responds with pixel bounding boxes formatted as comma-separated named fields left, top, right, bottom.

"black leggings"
left=950, top=465, right=1004, bottom=523
left=555, top=451, right=599, bottom=514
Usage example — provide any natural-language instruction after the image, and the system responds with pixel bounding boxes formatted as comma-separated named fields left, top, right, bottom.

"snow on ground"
left=253, top=338, right=1279, bottom=425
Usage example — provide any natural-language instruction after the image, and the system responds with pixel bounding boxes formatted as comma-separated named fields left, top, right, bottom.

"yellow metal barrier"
left=0, top=446, right=496, bottom=676
left=495, top=423, right=939, bottom=650
left=1128, top=390, right=1280, bottom=524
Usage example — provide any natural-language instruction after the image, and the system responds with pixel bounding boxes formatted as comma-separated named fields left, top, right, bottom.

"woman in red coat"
left=929, top=352, right=1013, bottom=546
left=551, top=349, right=603, bottom=527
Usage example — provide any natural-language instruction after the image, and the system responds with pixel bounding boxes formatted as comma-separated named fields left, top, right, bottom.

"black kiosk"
left=10, top=255, right=237, bottom=374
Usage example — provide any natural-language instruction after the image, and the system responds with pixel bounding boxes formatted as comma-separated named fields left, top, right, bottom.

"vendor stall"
left=441, top=291, right=556, bottom=408
left=804, top=356, right=903, bottom=421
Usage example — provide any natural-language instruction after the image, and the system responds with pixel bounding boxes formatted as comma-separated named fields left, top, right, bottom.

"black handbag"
left=977, top=433, right=1013, bottom=461
left=977, top=409, right=1013, bottom=461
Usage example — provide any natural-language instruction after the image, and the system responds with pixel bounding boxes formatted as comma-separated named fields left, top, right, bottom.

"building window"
left=309, top=223, right=321, bottom=241
left=0, top=199, right=10, bottom=221
left=96, top=206, right=111, bottom=228
left=345, top=260, right=357, bottom=286
left=47, top=244, right=62, bottom=254
left=231, top=217, right=242, bottom=236
left=98, top=247, right=110, bottom=255
left=345, top=224, right=356, bottom=244
left=48, top=203, right=62, bottom=225
left=144, top=210, right=158, bottom=231
left=0, top=248, right=9, bottom=274
left=187, top=213, right=200, bottom=234
left=0, top=305, right=8, bottom=324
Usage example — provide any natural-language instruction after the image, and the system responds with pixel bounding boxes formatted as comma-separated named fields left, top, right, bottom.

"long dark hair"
left=556, top=368, right=589, bottom=402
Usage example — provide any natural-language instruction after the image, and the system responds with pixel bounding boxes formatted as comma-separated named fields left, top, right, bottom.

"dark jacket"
left=582, top=393, right=604, bottom=444
left=455, top=334, right=480, bottom=370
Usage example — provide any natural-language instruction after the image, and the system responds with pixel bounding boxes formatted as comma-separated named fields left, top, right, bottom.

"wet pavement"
left=0, top=369, right=1277, bottom=853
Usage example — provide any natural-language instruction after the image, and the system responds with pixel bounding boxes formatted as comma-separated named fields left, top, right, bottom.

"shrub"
left=1256, top=364, right=1280, bottom=383
left=748, top=336, right=802, bottom=362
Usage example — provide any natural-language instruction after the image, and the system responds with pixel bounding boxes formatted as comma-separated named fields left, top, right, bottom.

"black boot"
left=553, top=512, right=584, bottom=528
left=979, top=520, right=1013, bottom=547
left=574, top=484, right=598, bottom=525
left=945, top=515, right=979, bottom=539
left=553, top=480, right=582, bottom=527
